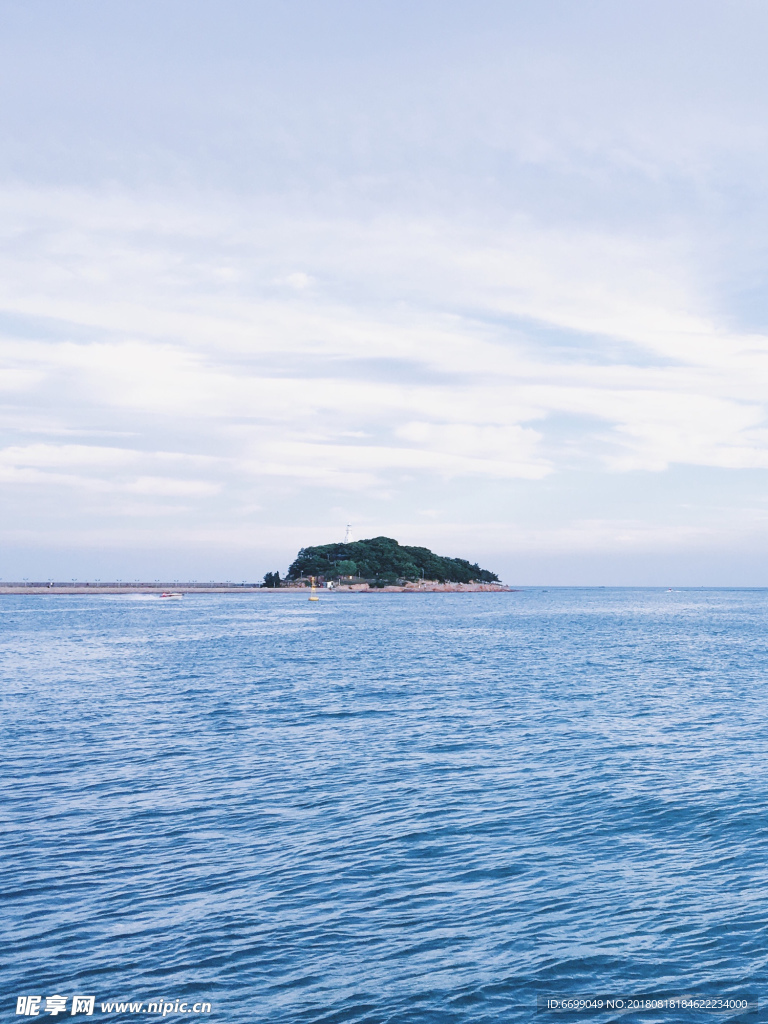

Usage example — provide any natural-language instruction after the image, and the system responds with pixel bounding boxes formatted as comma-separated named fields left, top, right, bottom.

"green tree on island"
left=286, top=536, right=499, bottom=585
left=334, top=559, right=358, bottom=576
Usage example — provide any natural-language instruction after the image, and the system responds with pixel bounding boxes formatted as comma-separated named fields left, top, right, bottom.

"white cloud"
left=126, top=476, right=220, bottom=497
left=1, top=186, right=768, bottom=545
left=0, top=443, right=140, bottom=470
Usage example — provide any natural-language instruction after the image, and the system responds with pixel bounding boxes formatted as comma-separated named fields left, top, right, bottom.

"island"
left=0, top=539, right=507, bottom=595
left=262, top=536, right=507, bottom=591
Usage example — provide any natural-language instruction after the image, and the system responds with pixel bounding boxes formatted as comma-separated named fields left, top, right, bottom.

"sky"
left=3, top=0, right=768, bottom=584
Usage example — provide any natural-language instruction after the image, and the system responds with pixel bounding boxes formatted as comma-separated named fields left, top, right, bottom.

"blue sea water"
left=3, top=589, right=768, bottom=1023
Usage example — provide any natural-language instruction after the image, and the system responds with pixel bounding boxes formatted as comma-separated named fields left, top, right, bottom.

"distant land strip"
left=0, top=581, right=512, bottom=595
left=0, top=583, right=263, bottom=594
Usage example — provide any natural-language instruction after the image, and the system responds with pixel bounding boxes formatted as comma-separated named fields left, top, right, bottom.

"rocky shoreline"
left=329, top=582, right=511, bottom=592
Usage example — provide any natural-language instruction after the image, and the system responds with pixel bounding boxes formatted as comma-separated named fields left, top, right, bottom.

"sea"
left=3, top=589, right=768, bottom=1023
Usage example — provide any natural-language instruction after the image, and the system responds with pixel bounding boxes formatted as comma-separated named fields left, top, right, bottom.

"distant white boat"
left=160, top=592, right=183, bottom=600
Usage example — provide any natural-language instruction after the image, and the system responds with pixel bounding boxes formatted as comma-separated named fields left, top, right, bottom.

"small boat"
left=160, top=592, right=183, bottom=600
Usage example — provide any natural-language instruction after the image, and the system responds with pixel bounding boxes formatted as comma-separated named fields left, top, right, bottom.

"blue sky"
left=3, top=0, right=768, bottom=583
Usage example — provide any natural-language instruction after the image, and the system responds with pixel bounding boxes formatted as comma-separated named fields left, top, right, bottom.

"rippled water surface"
left=4, top=589, right=768, bottom=1022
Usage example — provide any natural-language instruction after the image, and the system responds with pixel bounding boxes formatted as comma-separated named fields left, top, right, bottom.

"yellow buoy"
left=308, top=575, right=319, bottom=601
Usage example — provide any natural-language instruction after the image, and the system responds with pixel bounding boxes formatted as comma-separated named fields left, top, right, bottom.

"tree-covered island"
left=279, top=536, right=500, bottom=587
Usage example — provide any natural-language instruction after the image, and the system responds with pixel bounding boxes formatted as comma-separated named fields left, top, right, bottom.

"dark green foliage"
left=286, top=537, right=499, bottom=584
left=335, top=559, right=358, bottom=576
left=263, top=571, right=281, bottom=588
